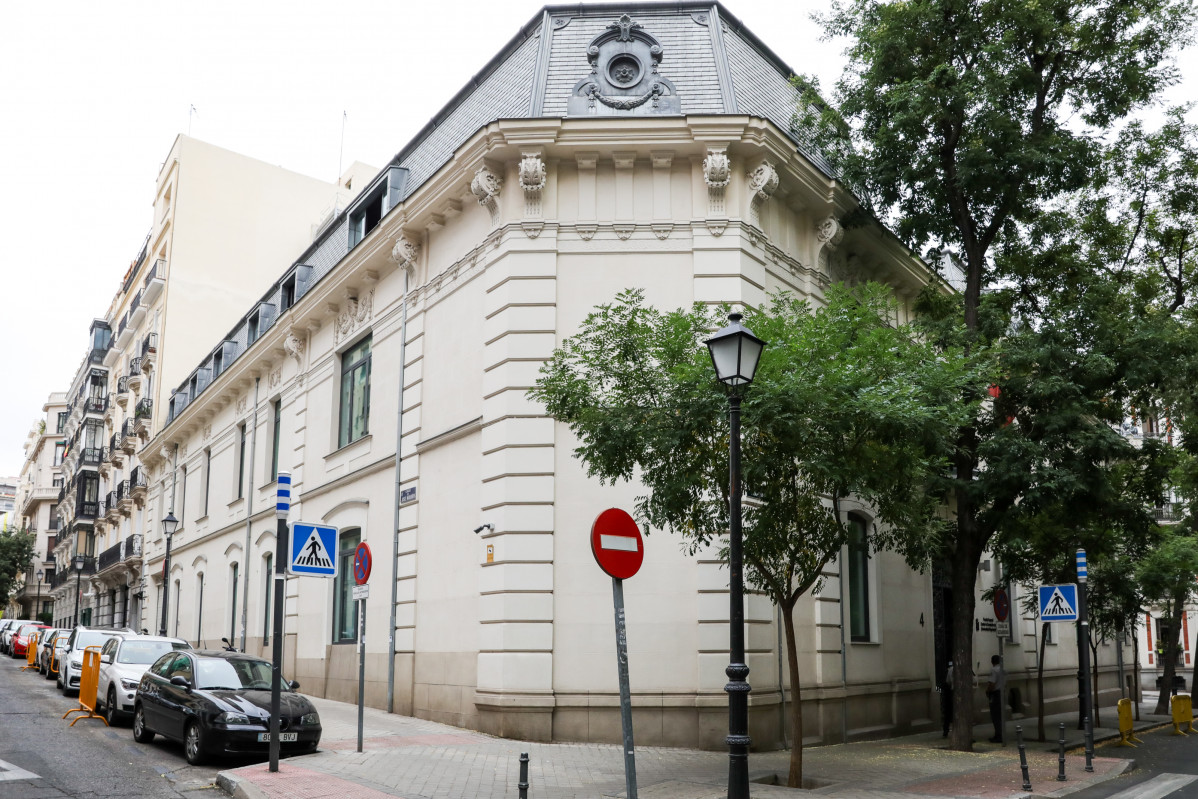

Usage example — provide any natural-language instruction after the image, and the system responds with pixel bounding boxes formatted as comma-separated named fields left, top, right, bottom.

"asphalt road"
left=0, top=651, right=253, bottom=799
left=1068, top=723, right=1198, bottom=799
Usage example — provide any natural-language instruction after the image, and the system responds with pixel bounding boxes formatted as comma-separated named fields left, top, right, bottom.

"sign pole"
left=612, top=577, right=638, bottom=799
left=1076, top=549, right=1094, bottom=765
left=357, top=595, right=366, bottom=753
left=270, top=471, right=291, bottom=773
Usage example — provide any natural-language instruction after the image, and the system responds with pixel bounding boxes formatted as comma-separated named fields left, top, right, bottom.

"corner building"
left=140, top=3, right=1109, bottom=748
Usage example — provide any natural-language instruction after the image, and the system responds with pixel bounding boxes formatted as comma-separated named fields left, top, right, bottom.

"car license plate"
left=257, top=732, right=298, bottom=742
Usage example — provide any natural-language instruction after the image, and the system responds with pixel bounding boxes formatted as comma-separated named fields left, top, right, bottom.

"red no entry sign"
left=354, top=542, right=372, bottom=585
left=591, top=508, right=644, bottom=580
left=993, top=587, right=1010, bottom=622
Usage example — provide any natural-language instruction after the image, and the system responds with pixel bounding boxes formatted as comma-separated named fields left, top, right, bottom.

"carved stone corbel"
left=816, top=215, right=845, bottom=277
left=283, top=329, right=307, bottom=366
left=471, top=165, right=503, bottom=225
left=390, top=233, right=420, bottom=273
left=703, top=149, right=730, bottom=217
left=518, top=153, right=546, bottom=218
left=747, top=161, right=779, bottom=227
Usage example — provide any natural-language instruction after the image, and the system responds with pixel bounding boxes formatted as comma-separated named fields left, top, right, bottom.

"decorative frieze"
left=334, top=289, right=375, bottom=345
left=471, top=166, right=503, bottom=226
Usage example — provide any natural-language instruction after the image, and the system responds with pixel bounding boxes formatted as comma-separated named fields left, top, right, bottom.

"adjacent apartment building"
left=48, top=135, right=372, bottom=630
left=130, top=2, right=1122, bottom=750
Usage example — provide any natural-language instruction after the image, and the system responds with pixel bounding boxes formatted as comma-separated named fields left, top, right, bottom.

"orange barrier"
left=48, top=643, right=59, bottom=675
left=20, top=632, right=40, bottom=671
left=63, top=646, right=108, bottom=727
left=1116, top=698, right=1142, bottom=747
left=1171, top=694, right=1194, bottom=735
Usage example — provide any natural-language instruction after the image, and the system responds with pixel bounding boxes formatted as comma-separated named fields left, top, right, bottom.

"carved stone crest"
left=817, top=216, right=846, bottom=277
left=202, top=424, right=211, bottom=441
left=568, top=15, right=680, bottom=116
left=703, top=149, right=730, bottom=219
left=518, top=154, right=546, bottom=221
left=748, top=161, right=779, bottom=226
left=236, top=396, right=247, bottom=415
left=335, top=289, right=374, bottom=344
left=390, top=234, right=420, bottom=272
left=269, top=368, right=282, bottom=389
left=471, top=166, right=503, bottom=225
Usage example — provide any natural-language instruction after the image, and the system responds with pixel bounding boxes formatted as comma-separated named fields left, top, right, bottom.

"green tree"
left=821, top=0, right=1194, bottom=750
left=1135, top=524, right=1198, bottom=713
left=0, top=527, right=36, bottom=611
left=531, top=284, right=973, bottom=785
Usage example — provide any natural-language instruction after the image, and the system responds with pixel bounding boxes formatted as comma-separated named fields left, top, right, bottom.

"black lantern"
left=704, top=313, right=765, bottom=388
left=159, top=512, right=179, bottom=636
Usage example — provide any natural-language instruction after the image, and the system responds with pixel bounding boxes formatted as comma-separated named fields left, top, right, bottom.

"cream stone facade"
left=23, top=2, right=1122, bottom=751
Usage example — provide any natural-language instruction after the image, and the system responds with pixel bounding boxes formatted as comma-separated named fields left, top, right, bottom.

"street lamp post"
left=158, top=512, right=179, bottom=637
left=72, top=555, right=86, bottom=627
left=35, top=569, right=43, bottom=622
left=705, top=312, right=766, bottom=799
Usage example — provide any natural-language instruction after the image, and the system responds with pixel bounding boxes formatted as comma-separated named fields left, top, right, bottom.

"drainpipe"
left=387, top=265, right=411, bottom=714
left=239, top=376, right=259, bottom=651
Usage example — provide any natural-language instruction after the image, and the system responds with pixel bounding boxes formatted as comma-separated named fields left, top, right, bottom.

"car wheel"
left=184, top=722, right=206, bottom=765
left=132, top=705, right=154, bottom=743
left=105, top=687, right=120, bottom=726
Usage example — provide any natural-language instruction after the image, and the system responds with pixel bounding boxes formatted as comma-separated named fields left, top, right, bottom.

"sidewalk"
left=217, top=695, right=1176, bottom=799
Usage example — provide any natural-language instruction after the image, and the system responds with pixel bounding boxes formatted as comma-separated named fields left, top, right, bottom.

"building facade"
left=48, top=136, right=371, bottom=631
left=131, top=3, right=1118, bottom=749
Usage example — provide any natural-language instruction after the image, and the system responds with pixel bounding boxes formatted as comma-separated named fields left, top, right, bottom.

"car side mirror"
left=289, top=680, right=300, bottom=691
left=169, top=675, right=192, bottom=691
left=101, top=654, right=112, bottom=664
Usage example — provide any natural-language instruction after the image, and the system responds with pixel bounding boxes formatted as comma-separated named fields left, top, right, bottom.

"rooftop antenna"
left=188, top=104, right=197, bottom=137
left=337, top=110, right=347, bottom=183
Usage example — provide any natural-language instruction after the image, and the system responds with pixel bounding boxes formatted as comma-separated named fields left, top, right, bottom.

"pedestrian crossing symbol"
left=1039, top=584, right=1079, bottom=622
left=288, top=522, right=338, bottom=577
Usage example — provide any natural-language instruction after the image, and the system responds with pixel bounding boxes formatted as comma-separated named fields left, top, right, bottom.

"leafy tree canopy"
left=0, top=527, right=36, bottom=610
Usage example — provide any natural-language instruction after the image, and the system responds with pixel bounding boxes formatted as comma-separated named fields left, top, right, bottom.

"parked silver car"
left=58, top=627, right=131, bottom=695
left=96, top=635, right=190, bottom=725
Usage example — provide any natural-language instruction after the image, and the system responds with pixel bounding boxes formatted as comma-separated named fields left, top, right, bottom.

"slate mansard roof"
left=164, top=2, right=831, bottom=426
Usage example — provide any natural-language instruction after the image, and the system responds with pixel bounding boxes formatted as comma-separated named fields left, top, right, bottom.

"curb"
left=216, top=770, right=268, bottom=799
left=1027, top=757, right=1136, bottom=799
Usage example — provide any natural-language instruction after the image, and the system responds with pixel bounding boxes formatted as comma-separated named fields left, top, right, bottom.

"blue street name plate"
left=288, top=522, right=338, bottom=577
left=1039, top=584, right=1079, bottom=622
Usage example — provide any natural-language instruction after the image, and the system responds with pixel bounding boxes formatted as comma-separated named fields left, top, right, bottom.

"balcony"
left=143, top=260, right=165, bottom=305
left=129, top=290, right=147, bottom=328
left=124, top=533, right=141, bottom=562
left=1155, top=503, right=1186, bottom=523
left=115, top=376, right=130, bottom=409
left=130, top=465, right=147, bottom=503
left=78, top=447, right=103, bottom=469
left=98, top=447, right=111, bottom=477
left=103, top=397, right=116, bottom=426
left=98, top=538, right=123, bottom=572
left=134, top=398, right=153, bottom=437
left=104, top=491, right=120, bottom=523
left=85, top=395, right=108, bottom=416
left=115, top=312, right=134, bottom=349
left=117, top=479, right=132, bottom=514
left=109, top=433, right=125, bottom=468
left=141, top=332, right=158, bottom=372
left=51, top=555, right=96, bottom=589
left=128, top=358, right=144, bottom=393
left=75, top=496, right=99, bottom=520
left=120, top=420, right=137, bottom=454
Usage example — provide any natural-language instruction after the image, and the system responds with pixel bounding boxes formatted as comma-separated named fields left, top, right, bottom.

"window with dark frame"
left=237, top=424, right=247, bottom=499
left=196, top=573, right=205, bottom=643
left=338, top=336, right=372, bottom=448
left=332, top=529, right=362, bottom=643
left=271, top=401, right=281, bottom=480
left=263, top=553, right=272, bottom=645
left=229, top=563, right=239, bottom=643
left=203, top=449, right=211, bottom=517
left=848, top=516, right=871, bottom=642
left=56, top=412, right=67, bottom=434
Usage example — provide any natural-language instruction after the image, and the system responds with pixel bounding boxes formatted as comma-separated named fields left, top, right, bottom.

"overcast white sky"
left=0, top=0, right=1194, bottom=478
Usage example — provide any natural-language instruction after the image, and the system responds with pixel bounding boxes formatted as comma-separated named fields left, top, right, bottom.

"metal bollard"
left=519, top=752, right=529, bottom=799
left=1057, top=723, right=1067, bottom=782
left=1016, top=726, right=1032, bottom=791
left=1083, top=716, right=1094, bottom=772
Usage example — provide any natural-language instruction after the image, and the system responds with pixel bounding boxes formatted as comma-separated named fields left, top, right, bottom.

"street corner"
left=216, top=762, right=402, bottom=799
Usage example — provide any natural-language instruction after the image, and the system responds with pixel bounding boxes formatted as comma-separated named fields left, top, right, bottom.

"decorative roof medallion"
left=568, top=14, right=680, bottom=116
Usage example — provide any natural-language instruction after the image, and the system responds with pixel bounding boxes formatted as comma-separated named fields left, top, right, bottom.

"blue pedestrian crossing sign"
left=1039, top=584, right=1079, bottom=622
left=288, top=522, right=338, bottom=577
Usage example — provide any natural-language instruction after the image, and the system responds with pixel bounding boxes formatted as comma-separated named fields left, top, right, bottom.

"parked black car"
left=132, top=650, right=321, bottom=765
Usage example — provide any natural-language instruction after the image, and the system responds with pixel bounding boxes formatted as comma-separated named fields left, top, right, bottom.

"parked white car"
left=96, top=635, right=191, bottom=725
left=58, top=627, right=130, bottom=695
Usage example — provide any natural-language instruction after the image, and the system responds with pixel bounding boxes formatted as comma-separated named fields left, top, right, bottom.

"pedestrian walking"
left=986, top=654, right=1005, bottom=743
left=939, top=661, right=955, bottom=737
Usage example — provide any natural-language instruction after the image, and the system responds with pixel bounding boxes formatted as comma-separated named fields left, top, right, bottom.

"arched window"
left=848, top=516, right=871, bottom=642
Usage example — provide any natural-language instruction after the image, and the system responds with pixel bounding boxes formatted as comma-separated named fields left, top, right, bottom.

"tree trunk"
left=1037, top=622, right=1049, bottom=741
left=949, top=528, right=984, bottom=751
left=1154, top=598, right=1186, bottom=715
left=781, top=599, right=803, bottom=788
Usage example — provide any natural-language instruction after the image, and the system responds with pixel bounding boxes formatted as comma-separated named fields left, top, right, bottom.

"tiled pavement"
left=218, top=695, right=1177, bottom=799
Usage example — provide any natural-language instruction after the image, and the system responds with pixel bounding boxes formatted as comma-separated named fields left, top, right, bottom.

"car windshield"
left=117, top=640, right=188, bottom=664
left=74, top=631, right=119, bottom=651
left=17, top=625, right=41, bottom=637
left=194, top=658, right=281, bottom=691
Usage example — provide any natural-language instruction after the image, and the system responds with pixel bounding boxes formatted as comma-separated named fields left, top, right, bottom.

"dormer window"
left=348, top=166, right=407, bottom=248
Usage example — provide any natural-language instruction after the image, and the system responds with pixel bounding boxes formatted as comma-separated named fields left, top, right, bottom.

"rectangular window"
left=203, top=449, right=212, bottom=517
left=237, top=424, right=247, bottom=499
left=338, top=336, right=372, bottom=448
left=332, top=529, right=362, bottom=642
left=271, top=401, right=281, bottom=480
left=54, top=442, right=65, bottom=466
left=848, top=517, right=870, bottom=642
left=263, top=553, right=273, bottom=645
left=56, top=412, right=67, bottom=434
left=179, top=466, right=187, bottom=524
left=230, top=563, right=239, bottom=643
